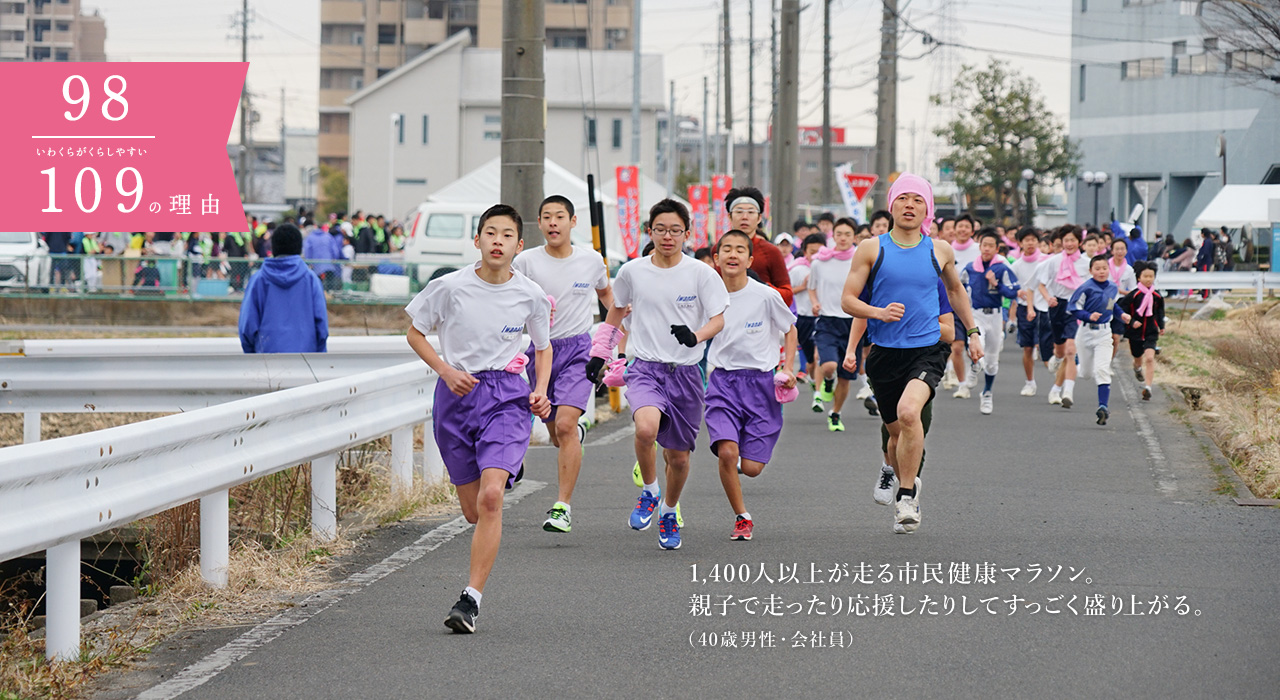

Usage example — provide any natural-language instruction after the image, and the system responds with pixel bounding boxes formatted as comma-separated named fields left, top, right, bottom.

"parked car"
left=0, top=232, right=51, bottom=291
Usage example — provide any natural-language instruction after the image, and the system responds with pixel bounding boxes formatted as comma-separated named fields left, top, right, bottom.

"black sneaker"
left=1134, top=367, right=1144, bottom=382
left=1142, top=387, right=1152, bottom=401
left=506, top=464, right=525, bottom=490
left=823, top=378, right=834, bottom=395
left=1095, top=406, right=1109, bottom=426
left=445, top=592, right=479, bottom=634
left=864, top=395, right=879, bottom=416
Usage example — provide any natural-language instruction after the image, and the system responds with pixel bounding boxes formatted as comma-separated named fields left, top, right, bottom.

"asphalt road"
left=115, top=339, right=1279, bottom=700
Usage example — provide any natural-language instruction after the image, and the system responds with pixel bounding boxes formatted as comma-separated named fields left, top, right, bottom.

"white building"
left=346, top=30, right=665, bottom=220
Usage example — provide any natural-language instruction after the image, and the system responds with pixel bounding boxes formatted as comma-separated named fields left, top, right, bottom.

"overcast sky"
left=90, top=0, right=1071, bottom=174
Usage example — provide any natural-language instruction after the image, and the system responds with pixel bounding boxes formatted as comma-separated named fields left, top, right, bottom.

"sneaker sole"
left=864, top=398, right=879, bottom=416
left=731, top=533, right=752, bottom=541
left=1061, top=397, right=1073, bottom=409
left=444, top=613, right=475, bottom=634
left=631, top=518, right=653, bottom=531
left=542, top=521, right=570, bottom=533
left=892, top=522, right=917, bottom=534
left=659, top=539, right=682, bottom=550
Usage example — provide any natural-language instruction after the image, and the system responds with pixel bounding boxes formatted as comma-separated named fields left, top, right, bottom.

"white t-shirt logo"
left=745, top=320, right=764, bottom=334
left=500, top=323, right=523, bottom=340
left=676, top=294, right=697, bottom=308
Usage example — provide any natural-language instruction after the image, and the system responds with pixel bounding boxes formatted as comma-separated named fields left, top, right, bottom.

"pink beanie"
left=886, top=173, right=934, bottom=232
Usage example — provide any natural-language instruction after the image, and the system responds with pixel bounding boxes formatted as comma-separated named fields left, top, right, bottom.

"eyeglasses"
left=651, top=227, right=686, bottom=238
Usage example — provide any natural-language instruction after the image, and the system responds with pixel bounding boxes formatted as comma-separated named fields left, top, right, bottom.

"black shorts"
left=815, top=316, right=857, bottom=380
left=796, top=315, right=816, bottom=355
left=1128, top=334, right=1158, bottom=358
left=866, top=341, right=950, bottom=425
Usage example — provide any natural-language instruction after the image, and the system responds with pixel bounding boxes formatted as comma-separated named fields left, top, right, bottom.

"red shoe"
left=731, top=515, right=754, bottom=541
left=796, top=371, right=809, bottom=384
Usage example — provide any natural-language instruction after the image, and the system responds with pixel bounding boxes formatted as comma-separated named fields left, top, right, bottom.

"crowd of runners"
left=402, top=173, right=1168, bottom=634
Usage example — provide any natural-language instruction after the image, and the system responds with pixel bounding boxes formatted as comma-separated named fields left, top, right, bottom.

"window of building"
left=0, top=4, right=26, bottom=15
left=1202, top=37, right=1218, bottom=51
left=548, top=29, right=588, bottom=49
left=1178, top=1, right=1203, bottom=16
left=805, top=161, right=817, bottom=172
left=397, top=113, right=405, bottom=144
left=1078, top=65, right=1086, bottom=102
left=483, top=130, right=501, bottom=141
left=611, top=119, right=622, bottom=150
left=54, top=49, right=67, bottom=61
left=32, top=46, right=51, bottom=60
left=378, top=24, right=397, bottom=44
left=54, top=21, right=68, bottom=31
left=585, top=118, right=597, bottom=147
left=377, top=67, right=392, bottom=79
left=0, top=30, right=23, bottom=41
left=1227, top=50, right=1275, bottom=73
left=422, top=115, right=429, bottom=144
left=427, top=0, right=445, bottom=19
left=484, top=114, right=501, bottom=125
left=405, top=0, right=426, bottom=19
left=1189, top=52, right=1221, bottom=74
left=1120, top=57, right=1164, bottom=80
left=350, top=74, right=363, bottom=90
left=353, top=30, right=363, bottom=45
left=1172, top=41, right=1186, bottom=55
left=319, top=113, right=349, bottom=134
left=606, top=28, right=628, bottom=50
left=1122, top=0, right=1159, bottom=6
left=1080, top=0, right=1086, bottom=12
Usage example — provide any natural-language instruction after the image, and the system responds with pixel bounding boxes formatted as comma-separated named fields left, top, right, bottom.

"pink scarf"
left=1056, top=250, right=1082, bottom=288
left=786, top=255, right=811, bottom=270
left=1134, top=282, right=1156, bottom=317
left=972, top=255, right=998, bottom=273
left=1108, top=258, right=1126, bottom=287
left=952, top=239, right=974, bottom=251
left=815, top=246, right=854, bottom=262
left=1020, top=250, right=1048, bottom=264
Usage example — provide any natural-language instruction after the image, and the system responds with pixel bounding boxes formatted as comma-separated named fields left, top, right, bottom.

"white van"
left=403, top=202, right=624, bottom=283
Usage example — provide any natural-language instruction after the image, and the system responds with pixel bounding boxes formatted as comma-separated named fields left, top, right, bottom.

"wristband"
left=966, top=327, right=980, bottom=337
left=590, top=322, right=624, bottom=359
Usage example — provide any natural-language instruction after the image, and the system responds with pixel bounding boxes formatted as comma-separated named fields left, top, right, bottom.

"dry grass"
left=1158, top=307, right=1280, bottom=499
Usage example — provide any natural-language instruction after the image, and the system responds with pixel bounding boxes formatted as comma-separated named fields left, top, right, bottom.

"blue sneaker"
left=630, top=491, right=660, bottom=530
left=657, top=512, right=681, bottom=550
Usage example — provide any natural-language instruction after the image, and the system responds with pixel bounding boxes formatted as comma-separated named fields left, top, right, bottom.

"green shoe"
left=828, top=412, right=845, bottom=432
left=632, top=460, right=643, bottom=488
left=542, top=502, right=571, bottom=533
left=817, top=378, right=835, bottom=403
left=676, top=501, right=684, bottom=528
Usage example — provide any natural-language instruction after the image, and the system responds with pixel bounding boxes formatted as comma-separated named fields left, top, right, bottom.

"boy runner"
left=1068, top=254, right=1121, bottom=425
left=1116, top=262, right=1165, bottom=401
left=512, top=195, right=614, bottom=534
left=1105, top=238, right=1137, bottom=359
left=961, top=228, right=1021, bottom=415
left=405, top=204, right=552, bottom=634
left=706, top=231, right=798, bottom=541
left=946, top=214, right=981, bottom=396
left=841, top=174, right=983, bottom=534
left=1038, top=226, right=1089, bottom=408
left=789, top=233, right=826, bottom=384
left=808, top=217, right=859, bottom=431
left=587, top=199, right=728, bottom=550
left=1010, top=228, right=1052, bottom=396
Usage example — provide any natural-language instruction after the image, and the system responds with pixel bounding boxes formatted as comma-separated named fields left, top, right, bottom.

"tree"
left=1200, top=0, right=1280, bottom=92
left=932, top=59, right=1080, bottom=223
left=318, top=164, right=348, bottom=217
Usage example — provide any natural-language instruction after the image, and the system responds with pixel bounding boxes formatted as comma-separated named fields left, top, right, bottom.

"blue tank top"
left=867, top=232, right=943, bottom=349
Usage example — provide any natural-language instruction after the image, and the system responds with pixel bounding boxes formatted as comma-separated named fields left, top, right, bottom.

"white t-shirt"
left=1010, top=256, right=1050, bottom=312
left=404, top=263, right=551, bottom=373
left=1041, top=252, right=1092, bottom=300
left=1107, top=260, right=1137, bottom=294
left=709, top=279, right=796, bottom=372
left=513, top=245, right=609, bottom=339
left=789, top=263, right=813, bottom=316
left=809, top=255, right=853, bottom=319
left=612, top=254, right=730, bottom=366
left=951, top=241, right=981, bottom=284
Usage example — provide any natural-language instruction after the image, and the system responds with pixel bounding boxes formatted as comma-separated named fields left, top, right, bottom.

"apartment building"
left=0, top=0, right=105, bottom=62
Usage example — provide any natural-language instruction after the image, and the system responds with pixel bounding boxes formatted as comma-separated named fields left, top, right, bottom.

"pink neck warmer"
left=973, top=255, right=998, bottom=273
left=815, top=246, right=854, bottom=261
left=1135, top=283, right=1156, bottom=317
left=1056, top=250, right=1082, bottom=288
left=952, top=239, right=974, bottom=251
left=1108, top=258, right=1126, bottom=286
left=1020, top=250, right=1048, bottom=264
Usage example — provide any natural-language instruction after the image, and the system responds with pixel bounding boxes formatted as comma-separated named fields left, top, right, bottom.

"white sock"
left=881, top=463, right=894, bottom=474
left=1145, top=385, right=1152, bottom=391
left=465, top=586, right=483, bottom=605
left=659, top=502, right=677, bottom=516
left=1052, top=383, right=1062, bottom=391
left=1063, top=379, right=1076, bottom=393
left=554, top=501, right=570, bottom=513
left=643, top=482, right=659, bottom=496
left=738, top=511, right=752, bottom=521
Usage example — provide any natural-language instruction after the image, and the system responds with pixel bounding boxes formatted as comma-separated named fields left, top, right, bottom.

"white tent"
left=1193, top=185, right=1280, bottom=230
left=427, top=158, right=628, bottom=260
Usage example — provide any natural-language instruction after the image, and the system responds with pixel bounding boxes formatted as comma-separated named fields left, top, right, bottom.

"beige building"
left=320, top=0, right=633, bottom=174
left=0, top=0, right=105, bottom=62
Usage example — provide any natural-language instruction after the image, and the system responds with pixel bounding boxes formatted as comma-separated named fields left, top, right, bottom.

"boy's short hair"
left=1060, top=226, right=1081, bottom=242
left=1089, top=254, right=1110, bottom=269
left=694, top=246, right=713, bottom=261
left=817, top=212, right=835, bottom=223
left=802, top=233, right=827, bottom=250
left=539, top=195, right=575, bottom=218
left=716, top=229, right=754, bottom=256
left=793, top=218, right=810, bottom=231
left=649, top=198, right=690, bottom=230
left=271, top=224, right=303, bottom=256
left=956, top=213, right=975, bottom=227
left=855, top=223, right=871, bottom=235
left=724, top=186, right=765, bottom=213
left=1134, top=261, right=1157, bottom=277
left=1017, top=227, right=1041, bottom=242
left=1083, top=233, right=1105, bottom=246
left=642, top=241, right=656, bottom=256
left=869, top=210, right=892, bottom=227
left=834, top=217, right=859, bottom=231
left=477, top=204, right=524, bottom=239
left=976, top=228, right=1001, bottom=245
left=939, top=217, right=954, bottom=226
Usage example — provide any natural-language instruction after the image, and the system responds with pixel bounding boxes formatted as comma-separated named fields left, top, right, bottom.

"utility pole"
left=872, top=0, right=898, bottom=210
left=630, top=0, right=642, bottom=165
left=821, top=0, right=833, bottom=205
left=501, top=0, right=545, bottom=244
left=713, top=24, right=721, bottom=174
left=723, top=0, right=732, bottom=177
left=747, top=0, right=755, bottom=184
left=772, top=0, right=799, bottom=239
left=666, top=80, right=677, bottom=194
left=764, top=0, right=777, bottom=198
left=701, top=76, right=710, bottom=184
left=237, top=0, right=249, bottom=202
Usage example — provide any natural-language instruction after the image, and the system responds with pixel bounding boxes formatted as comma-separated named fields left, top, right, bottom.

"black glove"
left=670, top=324, right=698, bottom=348
left=585, top=356, right=606, bottom=383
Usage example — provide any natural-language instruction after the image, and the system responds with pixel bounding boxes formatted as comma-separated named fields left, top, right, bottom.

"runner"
left=841, top=174, right=983, bottom=534
left=1009, top=228, right=1052, bottom=396
left=726, top=186, right=794, bottom=305
left=512, top=195, right=614, bottom=534
left=1038, top=226, right=1089, bottom=408
left=1116, top=262, right=1165, bottom=401
left=807, top=217, right=859, bottom=431
left=404, top=204, right=552, bottom=634
left=945, top=214, right=981, bottom=396
left=1068, top=254, right=1121, bottom=425
left=961, top=228, right=1020, bottom=415
left=789, top=233, right=826, bottom=385
left=1105, top=238, right=1137, bottom=359
left=705, top=230, right=798, bottom=542
left=587, top=198, right=728, bottom=550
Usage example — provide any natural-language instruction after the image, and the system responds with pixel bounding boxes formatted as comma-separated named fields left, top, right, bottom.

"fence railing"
left=1151, top=271, right=1280, bottom=303
left=0, top=360, right=443, bottom=661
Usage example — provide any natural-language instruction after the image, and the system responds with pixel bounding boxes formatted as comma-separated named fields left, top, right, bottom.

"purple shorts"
left=704, top=368, right=784, bottom=464
left=625, top=359, right=705, bottom=452
left=432, top=370, right=531, bottom=487
left=525, top=332, right=592, bottom=422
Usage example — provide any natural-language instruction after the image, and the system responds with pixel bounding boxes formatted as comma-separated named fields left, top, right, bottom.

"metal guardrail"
left=0, top=360, right=443, bottom=660
left=1152, top=271, right=1280, bottom=303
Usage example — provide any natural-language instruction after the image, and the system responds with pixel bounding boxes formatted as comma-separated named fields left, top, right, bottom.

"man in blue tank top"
left=841, top=173, right=984, bottom=534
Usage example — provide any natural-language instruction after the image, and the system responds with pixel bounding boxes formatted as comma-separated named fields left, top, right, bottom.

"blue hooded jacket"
left=238, top=256, right=329, bottom=353
left=303, top=228, right=340, bottom=278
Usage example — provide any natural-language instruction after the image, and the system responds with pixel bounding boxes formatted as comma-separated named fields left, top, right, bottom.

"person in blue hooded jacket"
left=239, top=224, right=329, bottom=353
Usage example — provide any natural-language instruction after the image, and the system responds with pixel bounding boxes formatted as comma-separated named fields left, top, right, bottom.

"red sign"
left=843, top=172, right=878, bottom=202
left=766, top=126, right=847, bottom=146
left=687, top=184, right=710, bottom=249
left=0, top=62, right=248, bottom=231
left=614, top=165, right=641, bottom=259
left=710, top=174, right=733, bottom=243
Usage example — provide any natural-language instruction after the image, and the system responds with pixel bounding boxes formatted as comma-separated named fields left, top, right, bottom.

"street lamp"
left=388, top=113, right=401, bottom=219
left=1021, top=168, right=1036, bottom=227
left=1081, top=170, right=1108, bottom=226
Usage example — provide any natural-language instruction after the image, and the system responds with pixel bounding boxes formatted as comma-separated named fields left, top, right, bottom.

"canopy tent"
left=427, top=158, right=627, bottom=260
left=1193, top=185, right=1280, bottom=230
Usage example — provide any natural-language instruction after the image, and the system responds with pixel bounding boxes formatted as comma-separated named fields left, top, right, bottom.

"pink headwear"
left=886, top=173, right=935, bottom=233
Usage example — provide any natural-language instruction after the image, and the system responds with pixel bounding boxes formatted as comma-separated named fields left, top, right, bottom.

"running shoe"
left=632, top=460, right=643, bottom=488
left=444, top=592, right=479, bottom=634
left=828, top=412, right=845, bottom=432
left=864, top=395, right=879, bottom=416
left=1047, top=355, right=1062, bottom=373
left=873, top=466, right=896, bottom=506
left=543, top=503, right=571, bottom=533
left=811, top=393, right=825, bottom=413
left=817, top=378, right=835, bottom=403
left=966, top=363, right=981, bottom=387
left=980, top=391, right=994, bottom=415
left=630, top=490, right=660, bottom=530
left=1096, top=406, right=1109, bottom=425
left=941, top=365, right=958, bottom=390
left=1061, top=390, right=1074, bottom=409
left=1134, top=367, right=1144, bottom=382
left=796, top=371, right=809, bottom=385
left=1142, top=386, right=1152, bottom=401
left=952, top=385, right=970, bottom=400
left=657, top=512, right=681, bottom=550
left=855, top=383, right=873, bottom=400
left=676, top=501, right=684, bottom=528
left=893, top=477, right=922, bottom=534
left=1020, top=381, right=1037, bottom=397
left=731, top=515, right=753, bottom=541
left=1048, top=386, right=1062, bottom=405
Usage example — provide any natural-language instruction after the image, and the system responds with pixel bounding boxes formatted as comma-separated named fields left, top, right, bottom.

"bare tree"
left=1200, top=0, right=1280, bottom=91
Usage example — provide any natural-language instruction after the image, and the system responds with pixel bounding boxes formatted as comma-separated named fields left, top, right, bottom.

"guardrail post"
left=421, top=420, right=444, bottom=483
left=391, top=427, right=412, bottom=495
left=311, top=453, right=338, bottom=541
left=23, top=412, right=40, bottom=443
left=200, top=491, right=229, bottom=588
left=45, top=540, right=80, bottom=661
left=1257, top=274, right=1264, bottom=304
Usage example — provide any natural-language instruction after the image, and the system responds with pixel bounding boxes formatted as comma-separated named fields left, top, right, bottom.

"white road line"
left=585, top=423, right=635, bottom=447
left=1117, top=378, right=1177, bottom=496
left=133, top=479, right=548, bottom=700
